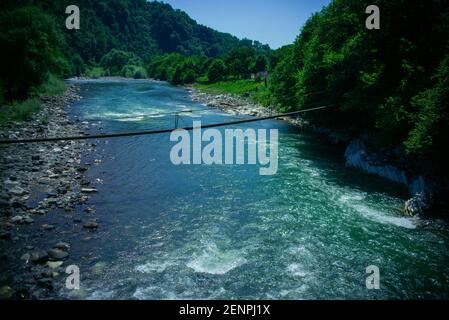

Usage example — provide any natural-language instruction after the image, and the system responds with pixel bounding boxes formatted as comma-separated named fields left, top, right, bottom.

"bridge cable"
left=0, top=105, right=335, bottom=145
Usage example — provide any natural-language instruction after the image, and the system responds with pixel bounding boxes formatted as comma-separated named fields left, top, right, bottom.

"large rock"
left=29, top=250, right=49, bottom=263
left=10, top=215, right=34, bottom=225
left=83, top=221, right=99, bottom=230
left=54, top=242, right=71, bottom=250
left=10, top=186, right=27, bottom=196
left=404, top=193, right=429, bottom=216
left=47, top=249, right=69, bottom=260
left=0, top=231, right=11, bottom=240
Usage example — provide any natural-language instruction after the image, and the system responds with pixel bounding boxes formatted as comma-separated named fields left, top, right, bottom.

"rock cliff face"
left=344, top=139, right=448, bottom=217
left=345, top=140, right=409, bottom=186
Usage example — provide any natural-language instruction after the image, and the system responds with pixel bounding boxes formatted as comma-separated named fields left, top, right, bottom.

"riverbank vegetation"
left=193, top=80, right=271, bottom=107
left=0, top=0, right=267, bottom=118
left=0, top=0, right=448, bottom=179
left=266, top=0, right=449, bottom=177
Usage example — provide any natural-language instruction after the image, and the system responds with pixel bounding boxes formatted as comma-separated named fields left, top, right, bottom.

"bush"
left=84, top=67, right=106, bottom=79
left=0, top=6, right=68, bottom=101
left=11, top=98, right=41, bottom=121
left=121, top=65, right=148, bottom=79
left=207, top=59, right=226, bottom=83
left=32, top=74, right=66, bottom=97
left=100, top=49, right=143, bottom=76
left=182, top=69, right=196, bottom=84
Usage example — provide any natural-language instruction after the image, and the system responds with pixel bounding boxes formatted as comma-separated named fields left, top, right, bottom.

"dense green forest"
left=267, top=0, right=449, bottom=176
left=0, top=0, right=269, bottom=102
left=1, top=0, right=448, bottom=178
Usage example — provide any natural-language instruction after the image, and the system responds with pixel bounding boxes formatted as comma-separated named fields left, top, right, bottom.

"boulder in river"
left=29, top=250, right=49, bottom=263
left=0, top=231, right=11, bottom=240
left=83, top=221, right=99, bottom=230
left=47, top=249, right=69, bottom=260
left=47, top=261, right=64, bottom=269
left=404, top=193, right=429, bottom=216
left=54, top=242, right=71, bottom=250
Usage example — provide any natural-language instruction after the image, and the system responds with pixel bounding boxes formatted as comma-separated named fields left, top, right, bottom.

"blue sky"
left=159, top=0, right=331, bottom=49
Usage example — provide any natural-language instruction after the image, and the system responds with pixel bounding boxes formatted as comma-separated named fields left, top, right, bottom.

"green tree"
left=207, top=59, right=227, bottom=83
left=268, top=46, right=298, bottom=111
left=250, top=56, right=268, bottom=74
left=405, top=54, right=449, bottom=172
left=100, top=49, right=142, bottom=76
left=0, top=6, right=67, bottom=100
left=224, top=47, right=256, bottom=79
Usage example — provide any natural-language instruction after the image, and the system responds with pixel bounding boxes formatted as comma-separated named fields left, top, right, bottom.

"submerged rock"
left=29, top=250, right=49, bottom=263
left=42, top=224, right=55, bottom=231
left=0, top=286, right=15, bottom=300
left=0, top=231, right=11, bottom=240
left=10, top=215, right=34, bottom=225
left=54, top=242, right=71, bottom=250
left=83, top=221, right=99, bottom=230
left=47, top=261, right=64, bottom=269
left=37, top=278, right=54, bottom=290
left=91, top=261, right=107, bottom=275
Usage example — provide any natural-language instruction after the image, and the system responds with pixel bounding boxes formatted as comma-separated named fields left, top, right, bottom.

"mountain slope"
left=4, top=0, right=270, bottom=63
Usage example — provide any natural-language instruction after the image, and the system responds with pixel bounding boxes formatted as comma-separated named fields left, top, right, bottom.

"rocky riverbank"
left=187, top=88, right=306, bottom=126
left=0, top=85, right=102, bottom=299
left=187, top=87, right=448, bottom=218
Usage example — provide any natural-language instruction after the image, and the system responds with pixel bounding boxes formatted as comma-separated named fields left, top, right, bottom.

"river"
left=57, top=79, right=449, bottom=299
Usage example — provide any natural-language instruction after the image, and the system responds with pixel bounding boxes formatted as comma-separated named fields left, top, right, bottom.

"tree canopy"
left=268, top=0, right=449, bottom=175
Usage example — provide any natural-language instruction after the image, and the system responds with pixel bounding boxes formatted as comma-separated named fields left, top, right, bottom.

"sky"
left=159, top=0, right=331, bottom=49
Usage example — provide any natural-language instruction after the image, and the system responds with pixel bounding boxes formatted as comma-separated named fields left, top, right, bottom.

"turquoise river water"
left=58, top=79, right=449, bottom=299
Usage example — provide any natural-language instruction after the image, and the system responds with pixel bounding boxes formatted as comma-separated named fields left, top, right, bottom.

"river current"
left=60, top=79, right=449, bottom=299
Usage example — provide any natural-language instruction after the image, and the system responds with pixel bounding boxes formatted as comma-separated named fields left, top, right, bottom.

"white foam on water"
left=187, top=243, right=247, bottom=275
left=297, top=159, right=321, bottom=178
left=87, top=290, right=115, bottom=300
left=338, top=192, right=366, bottom=204
left=133, top=286, right=180, bottom=300
left=337, top=190, right=416, bottom=229
left=351, top=204, right=416, bottom=229
left=135, top=261, right=174, bottom=273
left=287, top=263, right=308, bottom=277
left=116, top=116, right=145, bottom=122
left=86, top=107, right=171, bottom=121
left=278, top=284, right=308, bottom=299
left=133, top=285, right=225, bottom=300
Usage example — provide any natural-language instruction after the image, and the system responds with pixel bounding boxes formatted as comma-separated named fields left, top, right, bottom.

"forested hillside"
left=268, top=0, right=449, bottom=176
left=0, top=0, right=269, bottom=101
left=1, top=0, right=448, bottom=179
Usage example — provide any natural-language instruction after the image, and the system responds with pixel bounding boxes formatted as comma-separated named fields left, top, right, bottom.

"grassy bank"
left=193, top=79, right=271, bottom=106
left=0, top=75, right=66, bottom=125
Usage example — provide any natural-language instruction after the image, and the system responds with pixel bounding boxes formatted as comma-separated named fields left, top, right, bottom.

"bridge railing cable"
left=0, top=105, right=335, bottom=145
